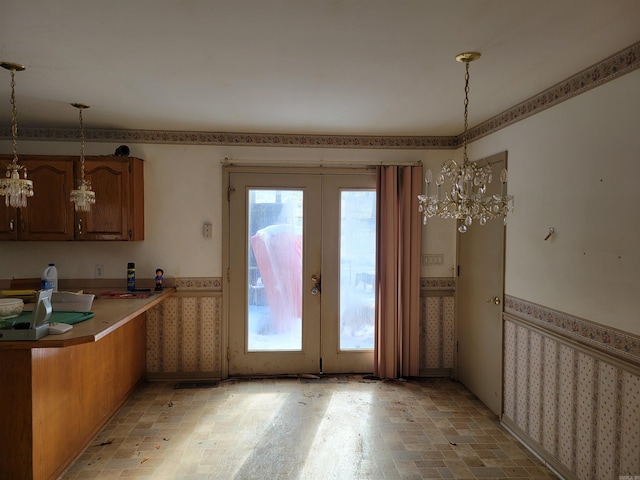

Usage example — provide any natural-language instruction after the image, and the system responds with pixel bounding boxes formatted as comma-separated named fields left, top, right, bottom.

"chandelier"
left=0, top=62, right=34, bottom=208
left=69, top=103, right=96, bottom=212
left=418, top=52, right=513, bottom=233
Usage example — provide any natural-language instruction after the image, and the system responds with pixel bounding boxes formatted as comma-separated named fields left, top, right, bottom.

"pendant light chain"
left=78, top=106, right=86, bottom=183
left=9, top=68, right=19, bottom=166
left=462, top=61, right=470, bottom=162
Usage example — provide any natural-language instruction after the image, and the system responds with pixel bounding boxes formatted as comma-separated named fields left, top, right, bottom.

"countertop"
left=0, top=288, right=174, bottom=349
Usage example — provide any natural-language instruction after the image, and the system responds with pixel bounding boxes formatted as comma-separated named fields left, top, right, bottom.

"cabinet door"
left=77, top=158, right=130, bottom=240
left=0, top=155, right=20, bottom=240
left=77, top=157, right=144, bottom=241
left=20, top=157, right=75, bottom=240
left=0, top=196, right=19, bottom=240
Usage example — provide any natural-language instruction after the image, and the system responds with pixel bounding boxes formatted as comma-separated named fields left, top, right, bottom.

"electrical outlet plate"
left=95, top=264, right=104, bottom=278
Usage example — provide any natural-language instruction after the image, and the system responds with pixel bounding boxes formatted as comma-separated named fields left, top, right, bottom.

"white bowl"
left=0, top=298, right=24, bottom=319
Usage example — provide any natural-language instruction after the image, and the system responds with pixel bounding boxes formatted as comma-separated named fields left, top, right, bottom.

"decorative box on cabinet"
left=0, top=154, right=144, bottom=241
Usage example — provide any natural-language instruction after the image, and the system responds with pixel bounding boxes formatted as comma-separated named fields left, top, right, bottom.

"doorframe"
left=221, top=164, right=376, bottom=379
left=454, top=151, right=508, bottom=417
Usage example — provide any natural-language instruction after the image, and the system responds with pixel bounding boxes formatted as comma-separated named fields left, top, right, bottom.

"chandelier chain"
left=78, top=107, right=86, bottom=182
left=9, top=68, right=18, bottom=166
left=462, top=61, right=470, bottom=162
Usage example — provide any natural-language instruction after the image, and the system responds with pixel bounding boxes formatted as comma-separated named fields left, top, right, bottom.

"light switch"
left=203, top=222, right=212, bottom=238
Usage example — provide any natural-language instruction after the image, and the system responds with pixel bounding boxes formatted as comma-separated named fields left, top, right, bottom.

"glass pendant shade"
left=70, top=181, right=96, bottom=212
left=417, top=52, right=513, bottom=232
left=70, top=103, right=96, bottom=212
left=0, top=61, right=33, bottom=208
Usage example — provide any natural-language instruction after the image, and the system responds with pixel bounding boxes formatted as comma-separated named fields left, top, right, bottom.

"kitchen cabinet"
left=77, top=156, right=145, bottom=240
left=0, top=154, right=144, bottom=241
left=0, top=155, right=75, bottom=241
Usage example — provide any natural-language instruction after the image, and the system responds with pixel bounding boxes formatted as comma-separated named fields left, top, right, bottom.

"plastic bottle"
left=41, top=263, right=58, bottom=291
left=127, top=262, right=136, bottom=291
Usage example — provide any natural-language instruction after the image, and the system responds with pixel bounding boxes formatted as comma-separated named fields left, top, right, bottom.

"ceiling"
left=1, top=1, right=639, bottom=138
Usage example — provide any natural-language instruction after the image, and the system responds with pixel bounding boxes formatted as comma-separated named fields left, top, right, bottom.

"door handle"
left=487, top=296, right=501, bottom=305
left=311, top=274, right=321, bottom=295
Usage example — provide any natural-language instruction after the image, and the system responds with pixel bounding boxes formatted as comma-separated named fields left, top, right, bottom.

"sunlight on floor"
left=299, top=391, right=373, bottom=479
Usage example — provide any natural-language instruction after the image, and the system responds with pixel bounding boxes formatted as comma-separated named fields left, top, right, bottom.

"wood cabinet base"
left=0, top=314, right=146, bottom=480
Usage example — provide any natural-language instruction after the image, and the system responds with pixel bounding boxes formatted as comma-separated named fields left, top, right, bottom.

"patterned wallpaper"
left=503, top=318, right=640, bottom=480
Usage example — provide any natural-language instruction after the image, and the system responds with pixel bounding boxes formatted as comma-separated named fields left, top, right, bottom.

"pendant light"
left=69, top=102, right=96, bottom=212
left=418, top=52, right=514, bottom=233
left=0, top=62, right=34, bottom=208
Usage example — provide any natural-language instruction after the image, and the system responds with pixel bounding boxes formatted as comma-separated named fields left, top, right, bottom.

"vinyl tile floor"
left=61, top=376, right=558, bottom=480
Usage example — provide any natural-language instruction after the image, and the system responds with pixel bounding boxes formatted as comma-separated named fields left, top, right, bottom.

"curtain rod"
left=219, top=158, right=422, bottom=168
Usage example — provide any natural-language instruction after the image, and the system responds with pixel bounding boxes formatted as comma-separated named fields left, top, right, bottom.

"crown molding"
left=1, top=42, right=638, bottom=149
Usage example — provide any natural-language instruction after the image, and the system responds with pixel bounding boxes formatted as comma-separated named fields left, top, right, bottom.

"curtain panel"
left=374, top=165, right=423, bottom=379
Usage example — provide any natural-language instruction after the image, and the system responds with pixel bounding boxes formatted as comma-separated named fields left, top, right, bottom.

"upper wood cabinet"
left=0, top=154, right=144, bottom=241
left=77, top=157, right=144, bottom=241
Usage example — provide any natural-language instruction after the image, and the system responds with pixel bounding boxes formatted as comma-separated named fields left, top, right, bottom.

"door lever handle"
left=487, top=296, right=501, bottom=305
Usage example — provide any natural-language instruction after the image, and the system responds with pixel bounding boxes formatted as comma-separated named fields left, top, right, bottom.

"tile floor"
left=61, top=376, right=558, bottom=480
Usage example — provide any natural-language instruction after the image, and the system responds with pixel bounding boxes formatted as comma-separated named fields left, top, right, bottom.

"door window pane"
left=247, top=189, right=303, bottom=351
left=339, top=190, right=376, bottom=350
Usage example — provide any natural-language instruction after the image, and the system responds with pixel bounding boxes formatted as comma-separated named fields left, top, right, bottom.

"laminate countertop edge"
left=0, top=288, right=175, bottom=349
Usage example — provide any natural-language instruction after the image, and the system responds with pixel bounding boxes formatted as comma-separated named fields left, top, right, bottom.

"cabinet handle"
left=77, top=218, right=83, bottom=235
left=9, top=219, right=14, bottom=232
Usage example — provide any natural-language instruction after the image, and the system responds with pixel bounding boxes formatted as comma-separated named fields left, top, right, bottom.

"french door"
left=226, top=168, right=376, bottom=376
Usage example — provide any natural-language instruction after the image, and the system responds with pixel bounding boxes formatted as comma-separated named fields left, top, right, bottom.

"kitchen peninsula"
left=0, top=288, right=174, bottom=480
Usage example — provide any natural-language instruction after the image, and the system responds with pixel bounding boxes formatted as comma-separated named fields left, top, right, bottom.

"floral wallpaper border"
left=175, top=277, right=222, bottom=292
left=2, top=42, right=638, bottom=149
left=420, top=277, right=455, bottom=290
left=467, top=41, right=639, bottom=142
left=505, top=295, right=640, bottom=366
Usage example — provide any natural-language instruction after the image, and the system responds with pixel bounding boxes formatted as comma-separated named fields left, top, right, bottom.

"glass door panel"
left=228, top=172, right=321, bottom=376
left=339, top=190, right=376, bottom=350
left=247, top=189, right=303, bottom=351
left=321, top=173, right=376, bottom=373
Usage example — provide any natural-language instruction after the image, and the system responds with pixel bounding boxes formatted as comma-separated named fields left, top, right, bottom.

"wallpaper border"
left=175, top=277, right=222, bottom=292
left=420, top=277, right=455, bottom=291
left=505, top=295, right=640, bottom=366
left=1, top=42, right=638, bottom=149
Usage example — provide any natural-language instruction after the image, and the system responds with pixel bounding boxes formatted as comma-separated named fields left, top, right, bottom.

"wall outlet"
left=95, top=264, right=105, bottom=278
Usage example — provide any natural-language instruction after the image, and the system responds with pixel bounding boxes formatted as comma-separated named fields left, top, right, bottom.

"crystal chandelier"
left=418, top=52, right=513, bottom=233
left=69, top=103, right=96, bottom=212
left=0, top=62, right=34, bottom=208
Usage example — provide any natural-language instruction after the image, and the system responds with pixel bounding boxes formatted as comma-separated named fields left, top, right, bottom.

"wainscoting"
left=146, top=278, right=223, bottom=379
left=503, top=296, right=640, bottom=480
left=419, top=278, right=456, bottom=376
left=145, top=276, right=455, bottom=381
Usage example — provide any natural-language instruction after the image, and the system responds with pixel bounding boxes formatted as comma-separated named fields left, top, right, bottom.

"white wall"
left=0, top=141, right=456, bottom=281
left=469, top=69, right=640, bottom=335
